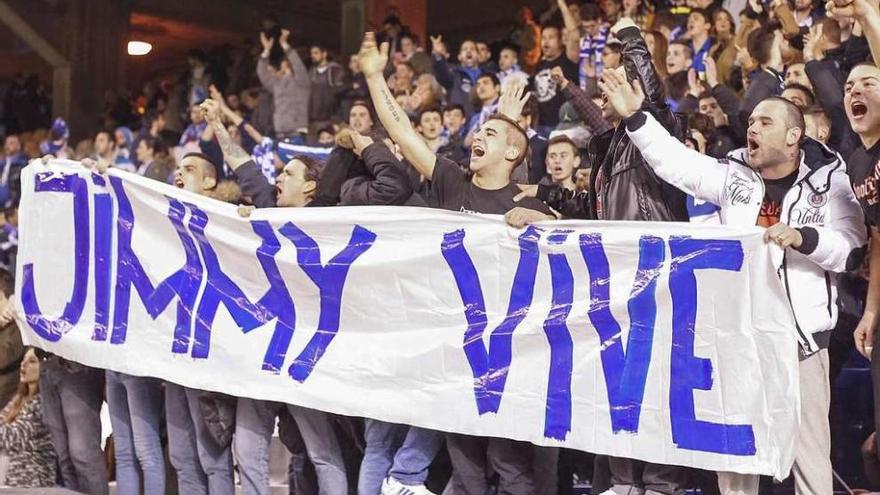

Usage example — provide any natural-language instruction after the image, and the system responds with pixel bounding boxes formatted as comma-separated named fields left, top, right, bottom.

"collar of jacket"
left=726, top=137, right=841, bottom=193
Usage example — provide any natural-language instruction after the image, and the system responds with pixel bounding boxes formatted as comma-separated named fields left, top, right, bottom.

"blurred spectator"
left=498, top=45, right=530, bottom=85
left=533, top=25, right=580, bottom=134
left=39, top=118, right=72, bottom=159
left=432, top=37, right=484, bottom=116
left=309, top=44, right=344, bottom=136
left=399, top=33, right=433, bottom=75
left=257, top=29, right=310, bottom=140
left=511, top=6, right=543, bottom=72
left=0, top=136, right=25, bottom=209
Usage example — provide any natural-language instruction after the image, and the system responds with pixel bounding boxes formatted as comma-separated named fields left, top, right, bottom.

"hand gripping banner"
left=15, top=160, right=800, bottom=477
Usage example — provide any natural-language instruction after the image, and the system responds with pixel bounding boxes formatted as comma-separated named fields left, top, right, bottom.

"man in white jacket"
left=599, top=67, right=866, bottom=495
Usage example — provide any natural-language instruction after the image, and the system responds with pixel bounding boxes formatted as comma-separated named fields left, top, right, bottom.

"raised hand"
left=687, top=68, right=703, bottom=97
left=260, top=32, right=274, bottom=53
left=705, top=56, right=719, bottom=88
left=749, top=0, right=763, bottom=14
left=598, top=67, right=645, bottom=119
left=498, top=78, right=531, bottom=121
left=200, top=98, right=222, bottom=126
left=209, top=84, right=225, bottom=105
left=550, top=66, right=570, bottom=90
left=430, top=35, right=445, bottom=56
left=280, top=29, right=291, bottom=50
left=803, top=22, right=824, bottom=61
left=358, top=32, right=390, bottom=78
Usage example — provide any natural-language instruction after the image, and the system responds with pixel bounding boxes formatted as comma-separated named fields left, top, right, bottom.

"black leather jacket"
left=538, top=26, right=688, bottom=222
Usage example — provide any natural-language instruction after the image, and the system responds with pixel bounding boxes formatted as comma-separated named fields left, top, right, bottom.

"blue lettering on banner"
left=668, top=236, right=756, bottom=455
left=580, top=233, right=665, bottom=434
left=441, top=226, right=541, bottom=415
left=187, top=205, right=294, bottom=364
left=92, top=174, right=113, bottom=342
left=542, top=230, right=575, bottom=440
left=110, top=177, right=203, bottom=348
left=20, top=172, right=90, bottom=341
left=279, top=222, right=377, bottom=382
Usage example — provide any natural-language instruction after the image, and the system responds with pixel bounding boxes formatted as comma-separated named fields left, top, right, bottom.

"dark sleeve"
left=710, top=84, right=745, bottom=142
left=432, top=56, right=455, bottom=90
left=199, top=138, right=224, bottom=176
left=536, top=183, right=590, bottom=219
left=677, top=95, right=698, bottom=115
left=618, top=26, right=667, bottom=112
left=805, top=59, right=858, bottom=156
left=314, top=147, right=356, bottom=206
left=233, top=161, right=276, bottom=208
left=561, top=84, right=613, bottom=134
left=341, top=143, right=414, bottom=206
left=844, top=35, right=871, bottom=73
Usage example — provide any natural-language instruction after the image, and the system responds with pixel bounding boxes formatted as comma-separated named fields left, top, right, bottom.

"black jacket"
left=340, top=143, right=424, bottom=207
left=539, top=26, right=688, bottom=222
left=806, top=58, right=860, bottom=159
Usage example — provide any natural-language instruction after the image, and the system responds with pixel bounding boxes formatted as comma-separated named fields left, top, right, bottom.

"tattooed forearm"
left=213, top=122, right=251, bottom=171
left=380, top=86, right=402, bottom=124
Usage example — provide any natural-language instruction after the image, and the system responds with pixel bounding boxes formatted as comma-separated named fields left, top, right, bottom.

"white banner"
left=15, top=160, right=800, bottom=478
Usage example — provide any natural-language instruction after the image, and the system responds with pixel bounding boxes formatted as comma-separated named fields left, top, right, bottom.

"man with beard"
left=603, top=61, right=865, bottom=495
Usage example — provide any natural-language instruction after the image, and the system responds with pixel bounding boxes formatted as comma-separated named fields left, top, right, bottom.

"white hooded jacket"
left=626, top=112, right=867, bottom=355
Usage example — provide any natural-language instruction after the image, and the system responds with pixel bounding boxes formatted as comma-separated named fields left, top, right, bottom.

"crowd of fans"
left=1, top=0, right=880, bottom=494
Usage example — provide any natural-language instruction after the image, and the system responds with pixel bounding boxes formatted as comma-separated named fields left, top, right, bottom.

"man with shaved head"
left=601, top=63, right=866, bottom=494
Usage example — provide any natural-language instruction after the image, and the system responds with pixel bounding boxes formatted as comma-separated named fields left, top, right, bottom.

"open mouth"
left=852, top=101, right=868, bottom=118
left=472, top=145, right=486, bottom=158
left=275, top=184, right=283, bottom=197
left=174, top=177, right=184, bottom=188
left=747, top=138, right=760, bottom=154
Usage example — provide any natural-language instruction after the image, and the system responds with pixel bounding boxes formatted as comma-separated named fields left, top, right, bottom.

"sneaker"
left=380, top=476, right=436, bottom=495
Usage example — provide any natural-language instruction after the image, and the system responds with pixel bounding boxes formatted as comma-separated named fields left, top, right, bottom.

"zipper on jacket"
left=781, top=185, right=815, bottom=352
left=824, top=271, right=832, bottom=318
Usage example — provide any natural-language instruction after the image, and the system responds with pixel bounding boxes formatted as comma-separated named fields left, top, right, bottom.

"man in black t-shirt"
left=359, top=31, right=553, bottom=495
left=533, top=25, right=580, bottom=135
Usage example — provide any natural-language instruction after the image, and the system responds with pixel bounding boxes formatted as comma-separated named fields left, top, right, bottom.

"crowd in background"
left=0, top=0, right=879, bottom=494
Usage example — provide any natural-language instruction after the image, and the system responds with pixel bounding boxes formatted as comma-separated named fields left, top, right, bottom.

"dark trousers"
left=446, top=434, right=535, bottom=495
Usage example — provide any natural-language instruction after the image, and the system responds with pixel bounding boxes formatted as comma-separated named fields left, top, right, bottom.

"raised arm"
left=558, top=0, right=581, bottom=63
left=201, top=98, right=275, bottom=208
left=430, top=36, right=455, bottom=90
left=614, top=18, right=667, bottom=111
left=828, top=0, right=880, bottom=67
left=600, top=67, right=728, bottom=206
left=360, top=32, right=438, bottom=180
left=280, top=29, right=309, bottom=86
left=257, top=32, right=274, bottom=89
left=554, top=66, right=612, bottom=134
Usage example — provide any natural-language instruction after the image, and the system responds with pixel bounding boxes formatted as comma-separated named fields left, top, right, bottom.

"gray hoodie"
left=257, top=48, right=311, bottom=137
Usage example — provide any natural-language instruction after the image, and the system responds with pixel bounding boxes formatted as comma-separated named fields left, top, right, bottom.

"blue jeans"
left=359, top=421, right=443, bottom=493
left=165, top=383, right=235, bottom=495
left=39, top=357, right=108, bottom=495
left=106, top=371, right=165, bottom=495
left=234, top=397, right=348, bottom=495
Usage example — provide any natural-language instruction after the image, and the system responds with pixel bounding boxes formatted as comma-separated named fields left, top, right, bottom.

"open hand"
left=200, top=99, right=222, bottom=125
left=279, top=29, right=291, bottom=49
left=597, top=67, right=645, bottom=119
left=705, top=56, right=719, bottom=88
left=358, top=32, right=390, bottom=78
left=430, top=35, right=446, bottom=57
left=498, top=78, right=531, bottom=121
left=260, top=32, right=274, bottom=52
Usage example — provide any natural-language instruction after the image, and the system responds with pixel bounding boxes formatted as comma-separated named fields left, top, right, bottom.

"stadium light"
left=127, top=41, right=152, bottom=56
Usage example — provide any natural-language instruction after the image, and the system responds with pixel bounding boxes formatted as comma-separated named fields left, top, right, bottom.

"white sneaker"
left=380, top=476, right=436, bottom=495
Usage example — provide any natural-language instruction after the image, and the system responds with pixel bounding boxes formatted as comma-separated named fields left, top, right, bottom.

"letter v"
left=580, top=233, right=664, bottom=434
left=441, top=226, right=541, bottom=415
